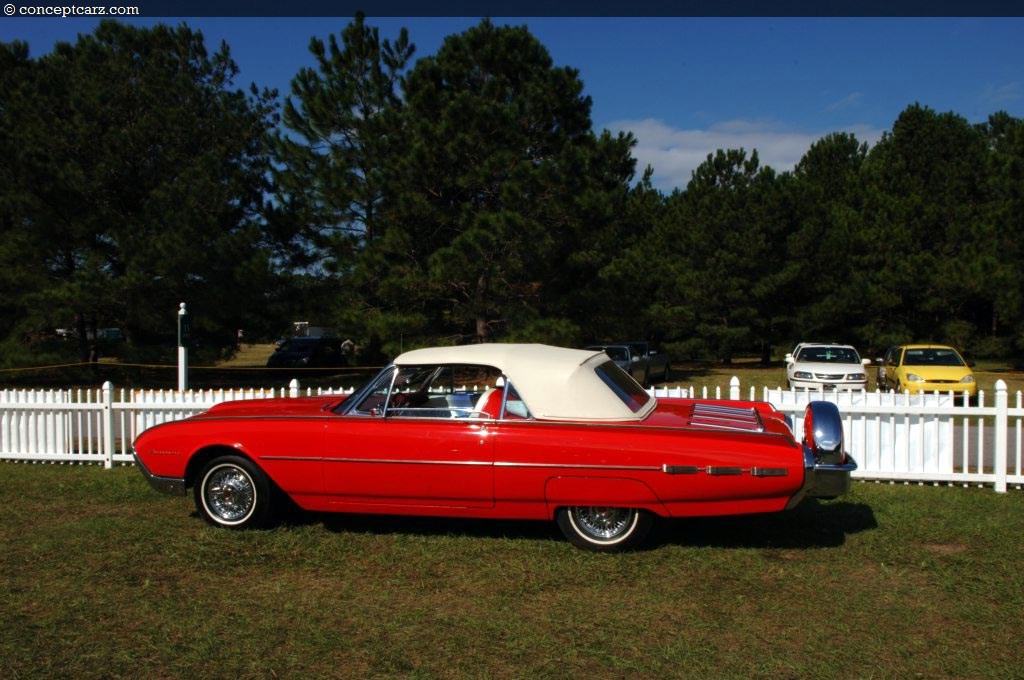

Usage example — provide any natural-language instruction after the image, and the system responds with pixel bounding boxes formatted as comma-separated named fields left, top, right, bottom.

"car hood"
left=790, top=361, right=864, bottom=374
left=899, top=366, right=973, bottom=381
left=195, top=396, right=345, bottom=418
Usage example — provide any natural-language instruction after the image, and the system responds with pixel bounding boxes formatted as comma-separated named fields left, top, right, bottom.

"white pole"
left=995, top=379, right=1007, bottom=493
left=102, top=381, right=114, bottom=468
left=178, top=302, right=188, bottom=393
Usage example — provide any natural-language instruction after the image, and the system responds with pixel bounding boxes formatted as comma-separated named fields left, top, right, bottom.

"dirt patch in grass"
left=916, top=541, right=968, bottom=555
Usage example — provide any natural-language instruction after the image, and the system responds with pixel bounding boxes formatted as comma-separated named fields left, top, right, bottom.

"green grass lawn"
left=2, top=463, right=1021, bottom=679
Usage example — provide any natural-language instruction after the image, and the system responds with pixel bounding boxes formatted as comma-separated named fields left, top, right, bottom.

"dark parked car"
left=266, top=337, right=347, bottom=368
left=584, top=341, right=670, bottom=386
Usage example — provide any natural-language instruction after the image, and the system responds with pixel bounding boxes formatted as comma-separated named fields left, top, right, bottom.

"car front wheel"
left=556, top=506, right=654, bottom=552
left=195, top=455, right=272, bottom=529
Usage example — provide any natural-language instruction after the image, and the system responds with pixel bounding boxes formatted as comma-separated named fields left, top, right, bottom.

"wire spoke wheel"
left=194, top=455, right=272, bottom=529
left=204, top=465, right=256, bottom=523
left=556, top=505, right=653, bottom=551
left=573, top=506, right=635, bottom=540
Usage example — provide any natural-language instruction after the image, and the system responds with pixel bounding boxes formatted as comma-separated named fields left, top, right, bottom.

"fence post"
left=289, top=379, right=300, bottom=398
left=730, top=377, right=740, bottom=401
left=995, top=379, right=1008, bottom=493
left=102, top=381, right=114, bottom=469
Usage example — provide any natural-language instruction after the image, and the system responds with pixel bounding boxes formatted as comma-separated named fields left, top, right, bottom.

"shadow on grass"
left=312, top=512, right=563, bottom=544
left=656, top=499, right=877, bottom=550
left=263, top=498, right=876, bottom=551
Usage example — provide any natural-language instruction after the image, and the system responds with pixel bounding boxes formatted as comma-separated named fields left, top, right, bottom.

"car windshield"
left=902, top=348, right=966, bottom=367
left=796, top=346, right=861, bottom=364
left=347, top=363, right=505, bottom=417
left=594, top=360, right=652, bottom=413
left=602, top=347, right=629, bottom=361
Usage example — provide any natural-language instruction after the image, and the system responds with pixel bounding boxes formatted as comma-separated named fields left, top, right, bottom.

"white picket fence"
left=0, top=380, right=353, bottom=468
left=654, top=379, right=1022, bottom=492
left=1, top=378, right=1021, bottom=493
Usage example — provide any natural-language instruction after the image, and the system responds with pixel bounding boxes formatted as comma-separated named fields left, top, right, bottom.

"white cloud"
left=981, top=82, right=1023, bottom=106
left=825, top=92, right=864, bottom=113
left=607, top=118, right=885, bottom=193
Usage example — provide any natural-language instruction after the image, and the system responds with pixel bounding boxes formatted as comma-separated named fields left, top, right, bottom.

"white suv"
left=785, top=343, right=870, bottom=392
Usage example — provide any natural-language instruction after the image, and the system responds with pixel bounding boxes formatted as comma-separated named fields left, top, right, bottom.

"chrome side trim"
left=260, top=454, right=801, bottom=480
left=706, top=466, right=743, bottom=476
left=272, top=456, right=662, bottom=472
left=260, top=456, right=322, bottom=462
left=663, top=463, right=791, bottom=478
left=133, top=450, right=186, bottom=496
left=751, top=467, right=789, bottom=477
left=494, top=461, right=662, bottom=472
left=324, top=457, right=492, bottom=467
left=260, top=455, right=493, bottom=467
left=663, top=465, right=700, bottom=475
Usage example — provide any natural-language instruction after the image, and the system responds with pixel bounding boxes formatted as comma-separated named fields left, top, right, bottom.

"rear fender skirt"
left=544, top=476, right=667, bottom=517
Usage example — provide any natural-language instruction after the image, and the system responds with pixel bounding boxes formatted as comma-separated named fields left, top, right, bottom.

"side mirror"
left=862, top=358, right=871, bottom=366
left=785, top=355, right=794, bottom=365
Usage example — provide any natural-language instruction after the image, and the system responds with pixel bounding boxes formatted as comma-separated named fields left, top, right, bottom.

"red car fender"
left=180, top=438, right=251, bottom=480
left=544, top=476, right=668, bottom=517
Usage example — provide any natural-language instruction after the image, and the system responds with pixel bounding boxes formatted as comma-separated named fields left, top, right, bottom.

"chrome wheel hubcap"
left=572, top=507, right=634, bottom=541
left=204, top=465, right=255, bottom=523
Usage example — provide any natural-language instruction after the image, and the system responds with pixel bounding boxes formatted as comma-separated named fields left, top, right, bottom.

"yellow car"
left=877, top=344, right=976, bottom=397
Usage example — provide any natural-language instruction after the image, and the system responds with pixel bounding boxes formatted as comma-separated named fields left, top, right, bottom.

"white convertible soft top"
left=393, top=343, right=655, bottom=422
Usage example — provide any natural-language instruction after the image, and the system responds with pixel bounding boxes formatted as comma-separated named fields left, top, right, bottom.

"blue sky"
left=3, top=16, right=1022, bottom=191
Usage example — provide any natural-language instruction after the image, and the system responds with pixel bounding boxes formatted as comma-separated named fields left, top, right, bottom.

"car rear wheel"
left=195, top=455, right=272, bottom=529
left=556, top=506, right=653, bottom=552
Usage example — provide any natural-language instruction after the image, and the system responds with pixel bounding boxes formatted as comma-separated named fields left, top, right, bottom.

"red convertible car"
left=133, top=344, right=856, bottom=551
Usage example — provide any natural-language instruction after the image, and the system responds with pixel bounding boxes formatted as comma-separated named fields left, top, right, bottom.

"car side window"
left=387, top=364, right=504, bottom=419
left=501, top=384, right=531, bottom=420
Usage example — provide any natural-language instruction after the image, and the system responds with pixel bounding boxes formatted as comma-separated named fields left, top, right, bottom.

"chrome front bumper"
left=789, top=381, right=866, bottom=392
left=133, top=450, right=187, bottom=496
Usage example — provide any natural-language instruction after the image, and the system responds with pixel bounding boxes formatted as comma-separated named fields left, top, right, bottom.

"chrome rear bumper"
left=786, top=446, right=857, bottom=508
